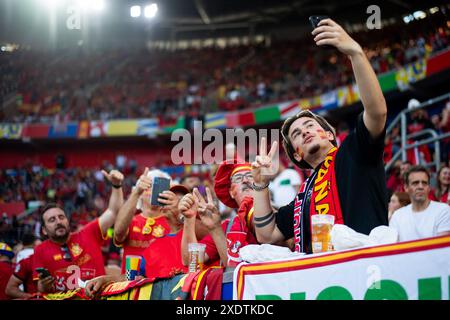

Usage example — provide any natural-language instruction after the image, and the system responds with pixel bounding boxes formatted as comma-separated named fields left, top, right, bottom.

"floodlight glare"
left=76, top=0, right=90, bottom=10
left=413, top=11, right=426, bottom=20
left=402, top=15, right=413, bottom=24
left=130, top=6, right=141, bottom=18
left=91, top=0, right=105, bottom=11
left=429, top=7, right=439, bottom=14
left=144, top=4, right=158, bottom=18
left=41, top=0, right=61, bottom=9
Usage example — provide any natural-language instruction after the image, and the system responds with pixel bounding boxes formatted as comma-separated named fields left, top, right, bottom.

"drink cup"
left=126, top=255, right=142, bottom=281
left=311, top=214, right=335, bottom=253
left=188, top=243, right=206, bottom=272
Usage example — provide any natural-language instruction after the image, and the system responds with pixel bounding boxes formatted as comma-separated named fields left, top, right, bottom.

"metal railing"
left=385, top=92, right=450, bottom=173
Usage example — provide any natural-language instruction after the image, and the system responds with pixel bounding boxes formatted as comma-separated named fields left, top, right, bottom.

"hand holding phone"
left=309, top=15, right=335, bottom=50
left=150, top=177, right=171, bottom=206
left=309, top=15, right=329, bottom=29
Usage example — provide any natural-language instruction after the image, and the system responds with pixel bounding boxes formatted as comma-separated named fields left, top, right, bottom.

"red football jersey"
left=142, top=230, right=187, bottom=281
left=14, top=254, right=37, bottom=294
left=201, top=220, right=229, bottom=265
left=115, top=213, right=171, bottom=273
left=0, top=261, right=13, bottom=300
left=201, top=197, right=257, bottom=267
left=32, top=219, right=107, bottom=292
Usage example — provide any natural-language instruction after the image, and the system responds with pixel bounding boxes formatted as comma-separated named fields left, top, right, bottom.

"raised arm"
left=98, top=170, right=124, bottom=236
left=179, top=193, right=199, bottom=266
left=195, top=188, right=228, bottom=267
left=114, top=168, right=150, bottom=244
left=251, top=137, right=285, bottom=244
left=313, top=19, right=387, bottom=138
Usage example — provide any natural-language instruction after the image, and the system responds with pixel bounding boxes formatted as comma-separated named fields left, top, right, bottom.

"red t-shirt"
left=14, top=254, right=37, bottom=294
left=201, top=198, right=258, bottom=267
left=441, top=192, right=449, bottom=204
left=115, top=213, right=171, bottom=273
left=430, top=189, right=449, bottom=204
left=201, top=220, right=228, bottom=265
left=0, top=261, right=13, bottom=300
left=32, top=219, right=107, bottom=292
left=142, top=230, right=187, bottom=281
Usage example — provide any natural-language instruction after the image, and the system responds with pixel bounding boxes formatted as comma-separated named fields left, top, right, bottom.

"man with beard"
left=251, top=18, right=388, bottom=254
left=32, top=170, right=124, bottom=293
left=180, top=161, right=258, bottom=267
left=389, top=166, right=450, bottom=242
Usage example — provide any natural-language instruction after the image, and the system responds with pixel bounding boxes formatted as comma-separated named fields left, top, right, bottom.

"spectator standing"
left=433, top=166, right=450, bottom=204
left=5, top=233, right=41, bottom=299
left=32, top=170, right=124, bottom=293
left=390, top=166, right=450, bottom=242
left=113, top=168, right=172, bottom=272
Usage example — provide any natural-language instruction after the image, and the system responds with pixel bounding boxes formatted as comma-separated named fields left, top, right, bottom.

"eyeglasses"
left=61, top=244, right=72, bottom=261
left=231, top=172, right=253, bottom=184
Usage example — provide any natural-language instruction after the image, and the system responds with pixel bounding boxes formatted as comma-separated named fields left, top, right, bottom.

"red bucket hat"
left=169, top=184, right=190, bottom=196
left=214, top=160, right=252, bottom=208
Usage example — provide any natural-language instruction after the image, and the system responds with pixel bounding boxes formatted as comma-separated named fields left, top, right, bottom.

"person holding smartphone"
left=32, top=169, right=124, bottom=293
left=85, top=183, right=196, bottom=298
left=251, top=18, right=389, bottom=254
left=113, top=168, right=176, bottom=273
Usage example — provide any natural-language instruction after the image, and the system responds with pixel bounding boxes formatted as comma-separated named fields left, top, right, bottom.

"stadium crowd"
left=1, top=96, right=449, bottom=251
left=0, top=137, right=449, bottom=298
left=0, top=14, right=449, bottom=301
left=0, top=14, right=448, bottom=124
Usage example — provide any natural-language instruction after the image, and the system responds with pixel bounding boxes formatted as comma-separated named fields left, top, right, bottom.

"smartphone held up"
left=309, top=15, right=329, bottom=29
left=150, top=177, right=171, bottom=206
left=309, top=15, right=334, bottom=50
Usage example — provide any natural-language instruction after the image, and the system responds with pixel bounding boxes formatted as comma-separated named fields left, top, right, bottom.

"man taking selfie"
left=251, top=18, right=389, bottom=254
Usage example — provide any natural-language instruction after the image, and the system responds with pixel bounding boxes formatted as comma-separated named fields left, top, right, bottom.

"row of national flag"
left=3, top=49, right=449, bottom=140
left=0, top=119, right=159, bottom=140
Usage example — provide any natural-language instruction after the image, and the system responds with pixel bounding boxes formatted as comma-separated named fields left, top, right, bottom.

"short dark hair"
left=404, top=165, right=430, bottom=185
left=180, top=174, right=200, bottom=184
left=21, top=233, right=36, bottom=246
left=39, top=203, right=64, bottom=227
left=281, top=110, right=337, bottom=169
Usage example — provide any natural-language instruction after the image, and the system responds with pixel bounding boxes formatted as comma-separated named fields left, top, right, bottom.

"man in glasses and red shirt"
left=32, top=170, right=124, bottom=293
left=180, top=160, right=258, bottom=268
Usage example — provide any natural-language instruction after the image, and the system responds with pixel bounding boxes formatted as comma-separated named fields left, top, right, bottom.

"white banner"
left=233, top=236, right=450, bottom=300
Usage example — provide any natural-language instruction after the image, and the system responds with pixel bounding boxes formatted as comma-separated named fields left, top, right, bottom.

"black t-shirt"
left=276, top=113, right=389, bottom=252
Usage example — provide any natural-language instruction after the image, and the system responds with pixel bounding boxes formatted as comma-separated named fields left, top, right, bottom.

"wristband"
left=112, top=184, right=122, bottom=189
left=252, top=181, right=269, bottom=191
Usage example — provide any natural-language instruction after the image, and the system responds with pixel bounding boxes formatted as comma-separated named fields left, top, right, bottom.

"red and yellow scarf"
left=293, top=147, right=344, bottom=253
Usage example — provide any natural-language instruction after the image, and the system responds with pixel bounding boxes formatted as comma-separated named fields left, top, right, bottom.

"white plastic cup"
left=311, top=214, right=335, bottom=253
left=188, top=243, right=206, bottom=272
